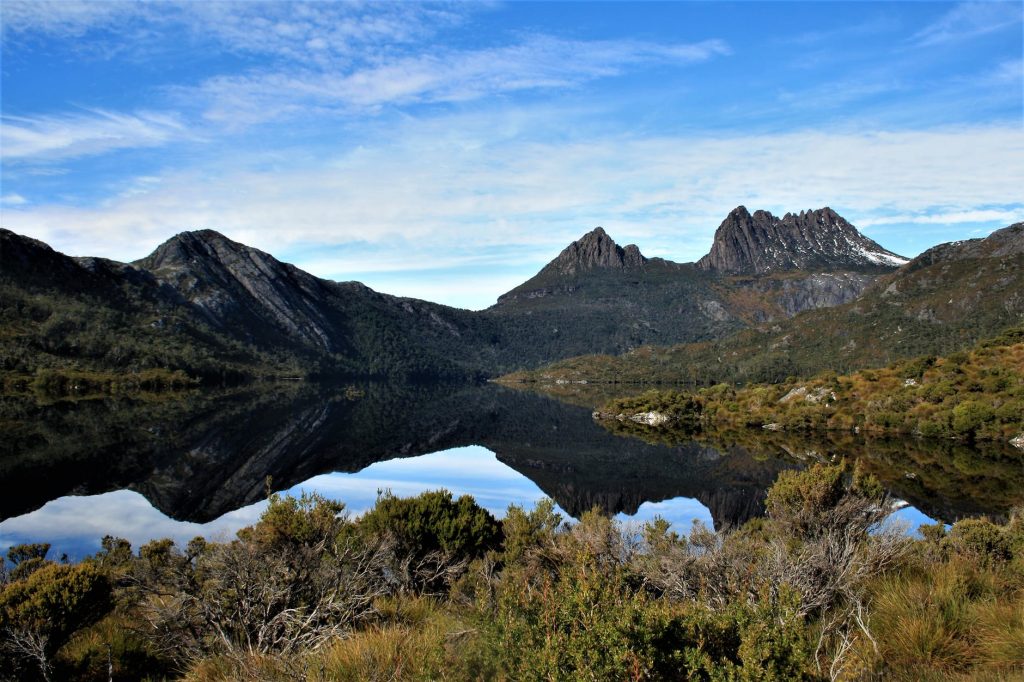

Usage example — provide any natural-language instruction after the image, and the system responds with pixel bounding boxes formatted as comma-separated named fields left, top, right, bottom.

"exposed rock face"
left=543, top=227, right=647, bottom=275
left=136, top=229, right=340, bottom=352
left=773, top=272, right=878, bottom=316
left=629, top=411, right=671, bottom=426
left=731, top=272, right=880, bottom=322
left=697, top=206, right=908, bottom=274
left=778, top=386, right=835, bottom=404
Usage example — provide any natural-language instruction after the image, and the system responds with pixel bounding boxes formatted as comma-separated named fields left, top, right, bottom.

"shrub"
left=359, top=490, right=500, bottom=564
left=0, top=562, right=112, bottom=681
left=951, top=400, right=994, bottom=437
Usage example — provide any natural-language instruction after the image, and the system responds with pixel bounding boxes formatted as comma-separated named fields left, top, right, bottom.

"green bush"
left=359, top=489, right=501, bottom=562
left=944, top=519, right=1013, bottom=563
left=951, top=400, right=995, bottom=437
left=0, top=562, right=112, bottom=681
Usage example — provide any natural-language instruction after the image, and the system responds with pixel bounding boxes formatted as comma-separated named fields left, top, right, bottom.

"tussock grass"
left=865, top=555, right=1024, bottom=679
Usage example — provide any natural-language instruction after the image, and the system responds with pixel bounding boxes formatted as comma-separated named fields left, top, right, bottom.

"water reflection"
left=1, top=381, right=1017, bottom=561
left=0, top=445, right=715, bottom=560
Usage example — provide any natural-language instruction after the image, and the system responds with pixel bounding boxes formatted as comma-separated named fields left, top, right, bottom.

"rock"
left=629, top=411, right=670, bottom=426
left=699, top=299, right=732, bottom=322
left=544, top=227, right=648, bottom=276
left=779, top=386, right=835, bottom=404
left=762, top=423, right=783, bottom=431
left=773, top=272, right=878, bottom=316
left=696, top=206, right=908, bottom=274
left=1011, top=433, right=1024, bottom=450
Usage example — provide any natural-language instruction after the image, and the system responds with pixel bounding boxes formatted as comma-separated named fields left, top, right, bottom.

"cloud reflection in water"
left=0, top=445, right=715, bottom=560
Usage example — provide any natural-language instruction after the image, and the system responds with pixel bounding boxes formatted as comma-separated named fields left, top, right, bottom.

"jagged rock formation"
left=697, top=206, right=908, bottom=274
left=542, top=227, right=647, bottom=275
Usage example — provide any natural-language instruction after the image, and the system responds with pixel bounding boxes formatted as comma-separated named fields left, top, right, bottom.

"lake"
left=3, top=382, right=1022, bottom=560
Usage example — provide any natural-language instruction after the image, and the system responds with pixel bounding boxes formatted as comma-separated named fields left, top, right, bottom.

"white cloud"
left=191, top=35, right=730, bottom=125
left=988, top=58, right=1024, bottom=85
left=3, top=120, right=1021, bottom=305
left=1, top=1, right=466, bottom=62
left=857, top=209, right=1022, bottom=228
left=1, top=193, right=28, bottom=206
left=912, top=2, right=1023, bottom=47
left=0, top=0, right=140, bottom=37
left=0, top=109, right=189, bottom=161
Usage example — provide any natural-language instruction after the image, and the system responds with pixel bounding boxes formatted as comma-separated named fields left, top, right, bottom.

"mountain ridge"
left=4, top=208, right=1015, bottom=386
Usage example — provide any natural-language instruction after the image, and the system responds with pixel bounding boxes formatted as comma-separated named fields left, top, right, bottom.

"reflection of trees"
left=602, top=421, right=1024, bottom=523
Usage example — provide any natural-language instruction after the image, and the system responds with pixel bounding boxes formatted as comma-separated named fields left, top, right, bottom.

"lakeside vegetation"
left=3, top=465, right=1023, bottom=681
left=594, top=327, right=1024, bottom=446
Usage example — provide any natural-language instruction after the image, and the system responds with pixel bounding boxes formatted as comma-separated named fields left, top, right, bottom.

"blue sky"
left=1, top=1, right=1022, bottom=309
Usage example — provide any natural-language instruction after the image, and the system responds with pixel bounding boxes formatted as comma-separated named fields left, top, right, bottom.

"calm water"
left=3, top=382, right=1020, bottom=560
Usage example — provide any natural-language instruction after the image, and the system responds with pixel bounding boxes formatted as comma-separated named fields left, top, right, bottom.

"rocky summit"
left=542, top=227, right=647, bottom=275
left=697, top=206, right=908, bottom=274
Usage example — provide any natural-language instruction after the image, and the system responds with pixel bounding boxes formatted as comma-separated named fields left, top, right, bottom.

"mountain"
left=1, top=227, right=506, bottom=383
left=508, top=221, right=1024, bottom=385
left=0, top=206, right=964, bottom=385
left=488, top=208, right=908, bottom=354
left=532, top=226, right=647, bottom=275
left=696, top=206, right=908, bottom=274
left=487, top=227, right=739, bottom=360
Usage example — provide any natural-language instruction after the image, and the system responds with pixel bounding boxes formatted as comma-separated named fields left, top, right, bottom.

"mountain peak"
left=543, top=227, right=647, bottom=276
left=137, top=229, right=248, bottom=271
left=696, top=206, right=907, bottom=275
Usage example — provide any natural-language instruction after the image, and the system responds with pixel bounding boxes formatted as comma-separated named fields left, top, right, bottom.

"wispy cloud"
left=1, top=193, right=28, bottom=206
left=912, top=2, right=1023, bottom=47
left=192, top=35, right=730, bottom=125
left=1, top=109, right=189, bottom=160
left=857, top=209, right=1022, bottom=228
left=1, top=1, right=467, bottom=62
left=1, top=0, right=141, bottom=38
left=987, top=58, right=1024, bottom=85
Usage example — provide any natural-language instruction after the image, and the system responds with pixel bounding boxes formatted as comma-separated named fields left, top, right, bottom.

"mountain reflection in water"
left=2, top=382, right=1020, bottom=559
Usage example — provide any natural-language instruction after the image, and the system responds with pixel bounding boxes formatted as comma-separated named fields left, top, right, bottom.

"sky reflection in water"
left=1, top=446, right=714, bottom=560
left=1, top=445, right=937, bottom=561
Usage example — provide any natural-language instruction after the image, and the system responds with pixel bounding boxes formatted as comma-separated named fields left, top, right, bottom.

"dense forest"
left=2, top=464, right=1023, bottom=681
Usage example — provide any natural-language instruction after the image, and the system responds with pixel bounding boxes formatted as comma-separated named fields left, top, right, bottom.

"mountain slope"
left=485, top=227, right=740, bottom=360
left=0, top=228, right=287, bottom=384
left=506, top=222, right=1024, bottom=385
